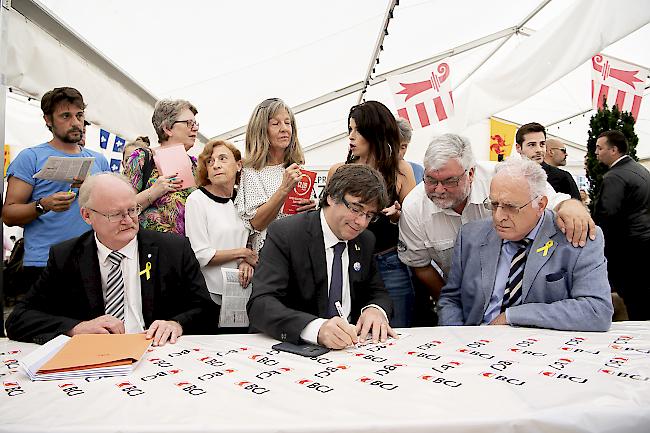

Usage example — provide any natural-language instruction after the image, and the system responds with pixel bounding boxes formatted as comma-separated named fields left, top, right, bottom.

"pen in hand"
left=335, top=301, right=359, bottom=348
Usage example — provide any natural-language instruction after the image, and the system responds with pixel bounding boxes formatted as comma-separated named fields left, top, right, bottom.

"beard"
left=427, top=180, right=471, bottom=211
left=56, top=128, right=83, bottom=144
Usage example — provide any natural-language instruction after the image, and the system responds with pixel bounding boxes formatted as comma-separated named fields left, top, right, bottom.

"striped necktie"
left=105, top=251, right=126, bottom=321
left=501, top=239, right=531, bottom=312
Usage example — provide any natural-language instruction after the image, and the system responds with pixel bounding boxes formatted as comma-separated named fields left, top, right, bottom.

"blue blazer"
left=438, top=209, right=613, bottom=331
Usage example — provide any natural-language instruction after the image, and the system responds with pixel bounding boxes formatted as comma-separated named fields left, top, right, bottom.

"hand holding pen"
left=316, top=301, right=359, bottom=349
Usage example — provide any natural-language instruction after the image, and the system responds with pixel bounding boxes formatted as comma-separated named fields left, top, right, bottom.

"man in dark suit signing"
left=247, top=164, right=395, bottom=349
left=6, top=173, right=217, bottom=345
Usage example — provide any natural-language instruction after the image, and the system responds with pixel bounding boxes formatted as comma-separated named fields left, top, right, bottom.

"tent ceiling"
left=9, top=0, right=650, bottom=163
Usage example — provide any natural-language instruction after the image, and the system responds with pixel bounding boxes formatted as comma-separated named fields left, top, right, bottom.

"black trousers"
left=607, top=239, right=650, bottom=321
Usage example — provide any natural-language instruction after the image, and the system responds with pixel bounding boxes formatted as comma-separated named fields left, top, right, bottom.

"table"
left=2, top=322, right=650, bottom=433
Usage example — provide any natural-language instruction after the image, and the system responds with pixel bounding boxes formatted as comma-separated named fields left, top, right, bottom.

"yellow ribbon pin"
left=139, top=261, right=152, bottom=280
left=536, top=240, right=554, bottom=257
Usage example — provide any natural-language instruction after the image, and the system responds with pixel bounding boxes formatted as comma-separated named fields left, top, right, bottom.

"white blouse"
left=185, top=188, right=250, bottom=303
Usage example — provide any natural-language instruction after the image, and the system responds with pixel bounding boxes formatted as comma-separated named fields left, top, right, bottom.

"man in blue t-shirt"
left=3, top=87, right=110, bottom=290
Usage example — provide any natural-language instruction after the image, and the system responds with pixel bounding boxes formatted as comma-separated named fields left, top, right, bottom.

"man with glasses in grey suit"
left=437, top=158, right=613, bottom=331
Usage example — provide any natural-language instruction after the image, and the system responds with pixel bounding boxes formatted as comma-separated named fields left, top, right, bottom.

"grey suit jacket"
left=438, top=209, right=613, bottom=331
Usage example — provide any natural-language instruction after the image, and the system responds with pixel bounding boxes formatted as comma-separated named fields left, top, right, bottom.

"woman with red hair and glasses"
left=235, top=98, right=316, bottom=254
left=328, top=101, right=416, bottom=328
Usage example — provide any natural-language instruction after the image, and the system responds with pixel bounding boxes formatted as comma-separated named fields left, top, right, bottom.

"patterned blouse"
left=124, top=147, right=197, bottom=236
left=235, top=164, right=289, bottom=254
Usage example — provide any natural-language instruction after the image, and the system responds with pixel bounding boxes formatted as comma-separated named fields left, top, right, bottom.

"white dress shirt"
left=95, top=234, right=145, bottom=333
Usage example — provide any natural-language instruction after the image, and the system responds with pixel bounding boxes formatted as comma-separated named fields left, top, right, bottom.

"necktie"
left=105, top=251, right=126, bottom=321
left=326, top=242, right=347, bottom=319
left=501, top=239, right=531, bottom=312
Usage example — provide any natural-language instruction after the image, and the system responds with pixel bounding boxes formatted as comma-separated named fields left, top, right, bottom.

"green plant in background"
left=585, top=100, right=639, bottom=213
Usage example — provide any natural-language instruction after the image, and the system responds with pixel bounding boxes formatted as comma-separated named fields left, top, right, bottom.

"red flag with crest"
left=591, top=54, right=648, bottom=120
left=388, top=61, right=454, bottom=129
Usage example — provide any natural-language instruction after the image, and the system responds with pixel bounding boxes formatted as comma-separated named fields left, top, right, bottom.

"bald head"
left=544, top=138, right=567, bottom=167
left=79, top=173, right=139, bottom=250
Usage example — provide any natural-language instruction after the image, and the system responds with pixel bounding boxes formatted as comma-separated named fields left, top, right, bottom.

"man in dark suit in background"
left=6, top=173, right=217, bottom=345
left=248, top=164, right=394, bottom=349
left=516, top=122, right=581, bottom=200
left=595, top=130, right=650, bottom=320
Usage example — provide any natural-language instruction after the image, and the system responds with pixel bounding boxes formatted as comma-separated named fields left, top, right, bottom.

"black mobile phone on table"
left=272, top=342, right=330, bottom=357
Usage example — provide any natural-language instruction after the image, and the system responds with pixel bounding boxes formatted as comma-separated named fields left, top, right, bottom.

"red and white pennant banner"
left=388, top=61, right=454, bottom=129
left=591, top=53, right=648, bottom=120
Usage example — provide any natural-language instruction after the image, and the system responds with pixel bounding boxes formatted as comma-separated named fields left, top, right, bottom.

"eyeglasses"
left=173, top=119, right=199, bottom=130
left=340, top=196, right=379, bottom=223
left=88, top=205, right=142, bottom=223
left=552, top=147, right=567, bottom=154
left=482, top=197, right=537, bottom=215
left=423, top=170, right=467, bottom=188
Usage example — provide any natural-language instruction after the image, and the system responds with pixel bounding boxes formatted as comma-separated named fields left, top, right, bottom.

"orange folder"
left=153, top=144, right=196, bottom=189
left=38, top=334, right=152, bottom=374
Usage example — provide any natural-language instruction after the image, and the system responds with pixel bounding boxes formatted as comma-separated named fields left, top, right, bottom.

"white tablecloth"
left=2, top=322, right=650, bottom=433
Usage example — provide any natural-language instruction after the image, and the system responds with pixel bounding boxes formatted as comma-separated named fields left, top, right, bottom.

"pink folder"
left=153, top=144, right=196, bottom=190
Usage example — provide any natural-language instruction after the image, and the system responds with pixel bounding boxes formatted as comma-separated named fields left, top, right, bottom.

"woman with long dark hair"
left=327, top=101, right=416, bottom=327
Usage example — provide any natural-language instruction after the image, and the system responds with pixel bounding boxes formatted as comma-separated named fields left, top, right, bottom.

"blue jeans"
left=375, top=249, right=415, bottom=328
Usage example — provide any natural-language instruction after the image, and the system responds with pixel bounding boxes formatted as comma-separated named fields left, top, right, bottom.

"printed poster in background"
left=388, top=60, right=454, bottom=129
left=489, top=118, right=518, bottom=161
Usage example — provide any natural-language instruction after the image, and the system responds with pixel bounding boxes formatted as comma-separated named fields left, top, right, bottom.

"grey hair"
left=396, top=117, right=413, bottom=144
left=423, top=133, right=476, bottom=171
left=495, top=158, right=548, bottom=208
left=151, top=99, right=198, bottom=143
left=79, top=172, right=135, bottom=208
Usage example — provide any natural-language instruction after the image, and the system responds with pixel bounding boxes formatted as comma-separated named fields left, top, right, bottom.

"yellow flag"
left=489, top=118, right=518, bottom=161
left=4, top=145, right=10, bottom=177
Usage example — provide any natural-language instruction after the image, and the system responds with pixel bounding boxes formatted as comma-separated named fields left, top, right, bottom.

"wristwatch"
left=35, top=198, right=49, bottom=215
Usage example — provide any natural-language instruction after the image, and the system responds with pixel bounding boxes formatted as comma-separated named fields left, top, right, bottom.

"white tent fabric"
left=3, top=0, right=650, bottom=174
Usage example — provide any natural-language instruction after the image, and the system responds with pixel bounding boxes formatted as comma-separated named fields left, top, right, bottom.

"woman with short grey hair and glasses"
left=124, top=99, right=199, bottom=235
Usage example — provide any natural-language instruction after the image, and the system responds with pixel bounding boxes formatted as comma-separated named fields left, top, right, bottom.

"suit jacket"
left=438, top=209, right=613, bottom=332
left=6, top=230, right=218, bottom=344
left=247, top=210, right=393, bottom=344
left=541, top=162, right=581, bottom=200
left=594, top=156, right=650, bottom=247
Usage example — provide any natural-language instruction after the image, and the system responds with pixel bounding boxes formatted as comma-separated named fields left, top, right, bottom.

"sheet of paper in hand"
left=33, top=156, right=95, bottom=183
left=153, top=144, right=196, bottom=189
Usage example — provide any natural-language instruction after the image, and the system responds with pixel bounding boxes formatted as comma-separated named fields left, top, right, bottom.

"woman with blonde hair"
left=186, top=139, right=256, bottom=331
left=124, top=99, right=199, bottom=235
left=236, top=98, right=315, bottom=253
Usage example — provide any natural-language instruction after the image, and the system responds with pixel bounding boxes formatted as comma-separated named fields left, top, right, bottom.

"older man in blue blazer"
left=438, top=158, right=613, bottom=331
